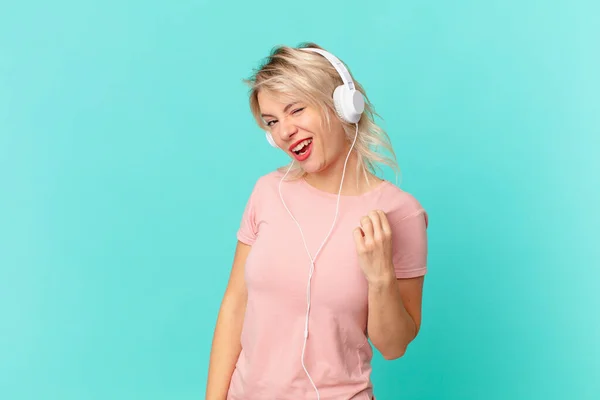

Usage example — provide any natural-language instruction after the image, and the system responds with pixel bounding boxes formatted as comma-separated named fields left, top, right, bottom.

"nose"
left=279, top=118, right=298, bottom=143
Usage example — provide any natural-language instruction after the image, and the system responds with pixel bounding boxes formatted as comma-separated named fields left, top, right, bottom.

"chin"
left=300, top=158, right=326, bottom=174
left=295, top=145, right=327, bottom=173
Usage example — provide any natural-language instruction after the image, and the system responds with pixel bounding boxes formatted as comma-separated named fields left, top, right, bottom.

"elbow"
left=380, top=328, right=417, bottom=360
left=382, top=345, right=408, bottom=360
left=376, top=321, right=419, bottom=360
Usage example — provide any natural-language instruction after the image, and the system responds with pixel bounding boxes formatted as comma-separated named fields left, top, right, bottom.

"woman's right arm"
left=205, top=240, right=251, bottom=400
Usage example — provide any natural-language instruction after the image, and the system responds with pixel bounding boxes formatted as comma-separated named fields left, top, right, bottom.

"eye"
left=266, top=120, right=277, bottom=127
left=292, top=107, right=305, bottom=114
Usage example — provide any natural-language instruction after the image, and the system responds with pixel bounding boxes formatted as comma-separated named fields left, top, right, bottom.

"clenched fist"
left=353, top=210, right=396, bottom=284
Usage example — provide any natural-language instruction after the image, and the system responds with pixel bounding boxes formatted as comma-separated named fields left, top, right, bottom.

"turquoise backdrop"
left=1, top=1, right=598, bottom=399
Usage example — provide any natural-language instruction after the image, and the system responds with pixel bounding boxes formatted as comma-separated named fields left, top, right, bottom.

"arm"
left=205, top=241, right=251, bottom=400
left=367, top=275, right=424, bottom=359
left=354, top=209, right=426, bottom=360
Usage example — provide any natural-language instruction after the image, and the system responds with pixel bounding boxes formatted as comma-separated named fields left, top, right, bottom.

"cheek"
left=300, top=115, right=321, bottom=133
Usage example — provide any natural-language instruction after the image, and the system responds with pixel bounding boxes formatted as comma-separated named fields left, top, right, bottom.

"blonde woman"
left=206, top=42, right=429, bottom=400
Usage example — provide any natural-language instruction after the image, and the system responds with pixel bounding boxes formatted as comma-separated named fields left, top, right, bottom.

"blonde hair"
left=243, top=42, right=401, bottom=185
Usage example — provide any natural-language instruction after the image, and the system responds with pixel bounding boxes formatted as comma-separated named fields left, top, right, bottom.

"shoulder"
left=243, top=169, right=289, bottom=203
left=379, top=181, right=428, bottom=227
left=250, top=169, right=286, bottom=192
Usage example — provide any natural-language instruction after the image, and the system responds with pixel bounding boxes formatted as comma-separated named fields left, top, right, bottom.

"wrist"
left=366, top=269, right=396, bottom=288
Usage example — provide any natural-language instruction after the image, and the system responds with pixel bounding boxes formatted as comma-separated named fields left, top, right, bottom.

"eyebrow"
left=260, top=102, right=298, bottom=119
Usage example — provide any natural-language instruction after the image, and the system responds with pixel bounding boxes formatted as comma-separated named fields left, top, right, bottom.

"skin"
left=258, top=90, right=374, bottom=195
left=205, top=91, right=425, bottom=399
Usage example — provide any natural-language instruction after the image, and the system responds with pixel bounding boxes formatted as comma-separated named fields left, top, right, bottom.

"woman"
left=206, top=42, right=429, bottom=400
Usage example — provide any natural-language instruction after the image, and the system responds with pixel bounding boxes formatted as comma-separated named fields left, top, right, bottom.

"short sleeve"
left=390, top=197, right=429, bottom=279
left=237, top=180, right=261, bottom=245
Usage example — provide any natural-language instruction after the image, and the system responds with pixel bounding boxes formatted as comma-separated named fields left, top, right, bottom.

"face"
left=258, top=91, right=349, bottom=174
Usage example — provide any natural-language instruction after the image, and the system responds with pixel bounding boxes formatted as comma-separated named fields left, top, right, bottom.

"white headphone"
left=274, top=47, right=365, bottom=400
left=264, top=47, right=365, bottom=148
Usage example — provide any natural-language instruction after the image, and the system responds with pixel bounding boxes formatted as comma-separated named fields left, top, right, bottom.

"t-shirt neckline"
left=298, top=176, right=390, bottom=199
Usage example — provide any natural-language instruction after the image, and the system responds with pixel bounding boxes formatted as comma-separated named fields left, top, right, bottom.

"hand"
left=353, top=210, right=396, bottom=284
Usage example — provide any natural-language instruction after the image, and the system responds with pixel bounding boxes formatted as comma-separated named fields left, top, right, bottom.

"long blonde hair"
left=243, top=42, right=401, bottom=184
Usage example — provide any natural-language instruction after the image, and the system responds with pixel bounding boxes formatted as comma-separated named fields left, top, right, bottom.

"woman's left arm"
left=367, top=274, right=424, bottom=359
left=353, top=210, right=425, bottom=360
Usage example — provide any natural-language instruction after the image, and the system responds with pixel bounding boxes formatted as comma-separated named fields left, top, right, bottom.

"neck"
left=303, top=149, right=381, bottom=196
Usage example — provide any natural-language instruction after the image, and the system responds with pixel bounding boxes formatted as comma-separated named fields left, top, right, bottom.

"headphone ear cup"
left=265, top=131, right=279, bottom=148
left=333, top=85, right=364, bottom=124
left=332, top=85, right=348, bottom=123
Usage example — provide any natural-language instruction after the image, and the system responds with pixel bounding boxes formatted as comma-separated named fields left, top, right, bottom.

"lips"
left=289, top=138, right=313, bottom=162
left=294, top=141, right=312, bottom=161
left=288, top=138, right=312, bottom=152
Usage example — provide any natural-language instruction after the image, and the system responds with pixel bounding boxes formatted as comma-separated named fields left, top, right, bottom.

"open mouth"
left=292, top=138, right=313, bottom=155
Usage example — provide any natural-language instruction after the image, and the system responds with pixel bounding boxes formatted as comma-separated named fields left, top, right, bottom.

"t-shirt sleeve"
left=237, top=179, right=261, bottom=245
left=390, top=194, right=429, bottom=279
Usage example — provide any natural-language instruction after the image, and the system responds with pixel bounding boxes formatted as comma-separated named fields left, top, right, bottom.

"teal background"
left=1, top=0, right=598, bottom=399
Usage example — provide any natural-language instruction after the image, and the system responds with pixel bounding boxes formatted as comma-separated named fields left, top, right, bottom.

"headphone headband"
left=300, top=47, right=356, bottom=91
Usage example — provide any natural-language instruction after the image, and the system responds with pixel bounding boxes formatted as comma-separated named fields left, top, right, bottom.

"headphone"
left=273, top=47, right=365, bottom=400
left=264, top=47, right=365, bottom=148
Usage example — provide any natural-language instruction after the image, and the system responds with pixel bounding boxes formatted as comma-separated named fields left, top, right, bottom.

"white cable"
left=278, top=123, right=360, bottom=400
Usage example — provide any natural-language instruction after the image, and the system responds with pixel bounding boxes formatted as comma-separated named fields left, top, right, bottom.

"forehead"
left=257, top=90, right=301, bottom=110
left=257, top=90, right=300, bottom=105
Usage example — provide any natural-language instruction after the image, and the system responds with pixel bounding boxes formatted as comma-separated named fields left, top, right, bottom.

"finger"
left=353, top=226, right=365, bottom=251
left=360, top=216, right=374, bottom=240
left=368, top=210, right=383, bottom=239
left=377, top=210, right=392, bottom=237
